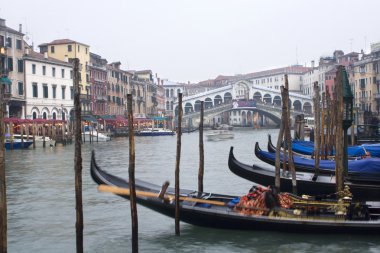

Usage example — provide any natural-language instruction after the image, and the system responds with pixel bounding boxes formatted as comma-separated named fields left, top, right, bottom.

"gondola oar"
left=98, top=185, right=226, bottom=206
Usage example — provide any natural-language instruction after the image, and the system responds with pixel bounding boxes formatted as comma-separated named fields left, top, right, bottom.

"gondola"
left=91, top=151, right=380, bottom=233
left=268, top=134, right=380, bottom=158
left=228, top=146, right=380, bottom=201
left=257, top=142, right=380, bottom=183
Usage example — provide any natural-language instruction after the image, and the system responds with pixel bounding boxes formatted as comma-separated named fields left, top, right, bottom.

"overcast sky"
left=2, top=0, right=379, bottom=83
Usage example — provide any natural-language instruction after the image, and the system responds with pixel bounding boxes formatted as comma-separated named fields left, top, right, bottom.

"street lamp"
left=342, top=67, right=354, bottom=177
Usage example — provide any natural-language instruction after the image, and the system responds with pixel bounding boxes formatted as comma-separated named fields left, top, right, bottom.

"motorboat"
left=135, top=128, right=175, bottom=136
left=82, top=126, right=111, bottom=142
left=206, top=130, right=234, bottom=141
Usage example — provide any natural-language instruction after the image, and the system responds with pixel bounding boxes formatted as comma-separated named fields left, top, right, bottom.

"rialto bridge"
left=174, top=80, right=314, bottom=127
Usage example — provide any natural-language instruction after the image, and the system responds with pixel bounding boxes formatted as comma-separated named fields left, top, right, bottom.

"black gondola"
left=228, top=146, right=380, bottom=201
left=91, top=151, right=380, bottom=233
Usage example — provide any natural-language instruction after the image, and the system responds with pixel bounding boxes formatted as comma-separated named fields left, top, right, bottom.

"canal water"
left=5, top=128, right=380, bottom=252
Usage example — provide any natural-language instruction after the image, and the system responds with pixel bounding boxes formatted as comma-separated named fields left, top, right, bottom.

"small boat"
left=228, top=146, right=380, bottom=201
left=135, top=128, right=175, bottom=136
left=91, top=151, right=380, bottom=233
left=206, top=130, right=234, bottom=141
left=256, top=142, right=380, bottom=182
left=4, top=139, right=33, bottom=150
left=10, top=134, right=56, bottom=148
left=82, top=126, right=111, bottom=142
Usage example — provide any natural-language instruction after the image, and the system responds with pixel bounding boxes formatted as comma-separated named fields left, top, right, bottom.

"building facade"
left=106, top=62, right=130, bottom=116
left=89, top=53, right=108, bottom=116
left=352, top=43, right=380, bottom=124
left=0, top=18, right=26, bottom=118
left=38, top=39, right=91, bottom=114
left=23, top=49, right=73, bottom=120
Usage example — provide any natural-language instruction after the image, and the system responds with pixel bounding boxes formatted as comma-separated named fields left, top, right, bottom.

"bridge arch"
left=184, top=102, right=193, bottom=114
left=273, top=95, right=281, bottom=106
left=214, top=95, right=223, bottom=106
left=224, top=92, right=232, bottom=104
left=194, top=100, right=202, bottom=112
left=241, top=111, right=247, bottom=125
left=303, top=102, right=312, bottom=114
left=293, top=100, right=302, bottom=111
left=263, top=94, right=272, bottom=104
left=253, top=92, right=262, bottom=102
left=205, top=97, right=213, bottom=109
left=247, top=111, right=253, bottom=127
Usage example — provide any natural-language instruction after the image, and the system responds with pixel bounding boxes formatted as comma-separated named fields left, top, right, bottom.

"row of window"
left=50, top=44, right=88, bottom=54
left=31, top=64, right=73, bottom=78
left=31, top=82, right=74, bottom=100
left=254, top=76, right=283, bottom=85
left=3, top=57, right=23, bottom=72
left=0, top=35, right=22, bottom=50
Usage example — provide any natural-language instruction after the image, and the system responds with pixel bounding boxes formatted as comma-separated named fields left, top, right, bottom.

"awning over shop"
left=149, top=116, right=170, bottom=121
left=82, top=115, right=98, bottom=123
left=0, top=76, right=12, bottom=85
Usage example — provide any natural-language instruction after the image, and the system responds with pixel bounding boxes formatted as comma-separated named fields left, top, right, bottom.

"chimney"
left=25, top=47, right=29, bottom=55
left=19, top=24, right=22, bottom=33
left=311, top=60, right=315, bottom=68
left=44, top=52, right=48, bottom=59
left=0, top=18, right=5, bottom=27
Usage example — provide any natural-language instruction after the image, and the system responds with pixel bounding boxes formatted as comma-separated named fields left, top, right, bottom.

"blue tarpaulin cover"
left=258, top=148, right=380, bottom=177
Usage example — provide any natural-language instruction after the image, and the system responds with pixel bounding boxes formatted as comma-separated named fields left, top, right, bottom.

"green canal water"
left=5, top=128, right=380, bottom=252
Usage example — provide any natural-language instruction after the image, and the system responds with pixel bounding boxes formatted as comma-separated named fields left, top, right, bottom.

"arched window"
left=33, top=112, right=37, bottom=119
left=43, top=112, right=47, bottom=119
left=53, top=112, right=56, bottom=120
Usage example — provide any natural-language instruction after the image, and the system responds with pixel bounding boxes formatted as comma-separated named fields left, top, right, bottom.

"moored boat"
left=4, top=139, right=33, bottom=150
left=82, top=126, right=111, bottom=142
left=267, top=134, right=373, bottom=158
left=228, top=146, right=380, bottom=201
left=256, top=142, right=380, bottom=182
left=91, top=151, right=380, bottom=233
left=134, top=128, right=175, bottom=136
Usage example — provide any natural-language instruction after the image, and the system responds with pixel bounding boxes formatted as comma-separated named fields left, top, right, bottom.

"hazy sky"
left=2, top=0, right=379, bottom=83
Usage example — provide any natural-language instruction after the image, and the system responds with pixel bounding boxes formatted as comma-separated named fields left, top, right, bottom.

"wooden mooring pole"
left=198, top=101, right=204, bottom=193
left=175, top=93, right=183, bottom=235
left=283, top=75, right=297, bottom=194
left=127, top=94, right=138, bottom=252
left=73, top=58, right=83, bottom=253
left=275, top=86, right=285, bottom=189
left=335, top=66, right=344, bottom=192
left=0, top=75, right=8, bottom=252
left=313, top=82, right=321, bottom=180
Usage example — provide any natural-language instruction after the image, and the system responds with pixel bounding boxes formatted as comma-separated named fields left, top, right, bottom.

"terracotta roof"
left=39, top=39, right=89, bottom=47
left=24, top=50, right=72, bottom=67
